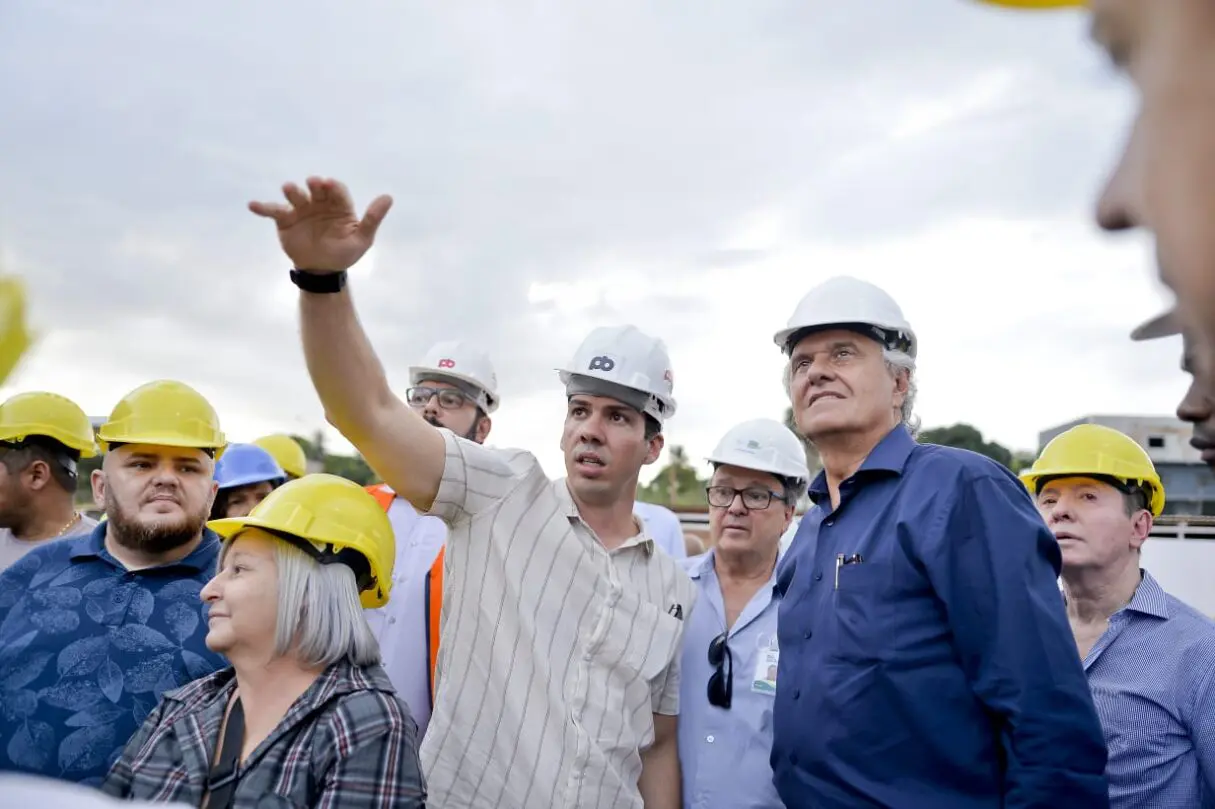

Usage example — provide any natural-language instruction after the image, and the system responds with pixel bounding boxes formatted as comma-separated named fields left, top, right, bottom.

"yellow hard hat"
left=97, top=380, right=227, bottom=457
left=209, top=473, right=395, bottom=608
left=253, top=434, right=308, bottom=479
left=0, top=392, right=97, bottom=457
left=0, top=277, right=34, bottom=388
left=1020, top=424, right=1165, bottom=517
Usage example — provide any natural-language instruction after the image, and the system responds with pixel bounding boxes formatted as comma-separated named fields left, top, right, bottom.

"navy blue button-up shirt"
left=0, top=522, right=226, bottom=786
left=771, top=425, right=1109, bottom=808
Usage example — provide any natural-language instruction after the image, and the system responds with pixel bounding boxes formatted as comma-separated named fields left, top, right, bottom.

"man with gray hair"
left=767, top=276, right=1109, bottom=808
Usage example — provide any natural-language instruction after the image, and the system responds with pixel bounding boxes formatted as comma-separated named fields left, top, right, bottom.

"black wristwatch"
left=289, top=268, right=348, bottom=293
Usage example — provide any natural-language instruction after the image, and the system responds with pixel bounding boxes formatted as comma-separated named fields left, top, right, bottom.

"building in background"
left=1038, top=415, right=1215, bottom=516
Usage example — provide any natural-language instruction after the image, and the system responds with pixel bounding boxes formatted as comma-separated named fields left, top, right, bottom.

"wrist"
left=290, top=268, right=348, bottom=294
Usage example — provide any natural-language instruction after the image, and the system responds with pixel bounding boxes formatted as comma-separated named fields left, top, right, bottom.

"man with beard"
left=0, top=379, right=229, bottom=786
left=0, top=392, right=99, bottom=571
left=363, top=339, right=500, bottom=736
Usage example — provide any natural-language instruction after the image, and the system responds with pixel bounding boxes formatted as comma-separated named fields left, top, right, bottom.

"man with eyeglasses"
left=677, top=418, right=808, bottom=809
left=769, top=276, right=1108, bottom=808
left=363, top=339, right=500, bottom=737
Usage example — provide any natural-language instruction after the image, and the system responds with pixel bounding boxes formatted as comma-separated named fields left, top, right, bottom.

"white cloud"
left=0, top=0, right=1185, bottom=483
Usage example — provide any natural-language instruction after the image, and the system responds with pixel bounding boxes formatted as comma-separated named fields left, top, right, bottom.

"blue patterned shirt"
left=1084, top=569, right=1215, bottom=809
left=0, top=522, right=226, bottom=786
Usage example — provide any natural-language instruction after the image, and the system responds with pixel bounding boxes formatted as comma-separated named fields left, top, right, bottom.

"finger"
left=359, top=195, right=394, bottom=238
left=282, top=182, right=311, bottom=210
left=307, top=176, right=329, bottom=205
left=248, top=200, right=293, bottom=219
left=326, top=178, right=356, bottom=213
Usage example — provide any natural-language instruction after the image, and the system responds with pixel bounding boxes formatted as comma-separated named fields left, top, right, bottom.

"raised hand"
left=249, top=176, right=393, bottom=272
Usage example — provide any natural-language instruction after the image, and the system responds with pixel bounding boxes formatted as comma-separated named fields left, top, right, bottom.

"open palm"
left=249, top=176, right=393, bottom=272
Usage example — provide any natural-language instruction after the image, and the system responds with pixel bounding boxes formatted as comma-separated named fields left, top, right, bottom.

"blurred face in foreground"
left=1092, top=0, right=1215, bottom=342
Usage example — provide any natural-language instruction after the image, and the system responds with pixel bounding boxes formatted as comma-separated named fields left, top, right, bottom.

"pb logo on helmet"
left=588, top=356, right=616, bottom=372
left=437, top=358, right=456, bottom=369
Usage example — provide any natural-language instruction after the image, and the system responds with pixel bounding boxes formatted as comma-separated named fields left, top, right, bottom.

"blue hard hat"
left=214, top=443, right=286, bottom=491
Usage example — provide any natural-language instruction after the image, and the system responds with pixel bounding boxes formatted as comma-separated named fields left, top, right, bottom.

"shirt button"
left=122, top=572, right=136, bottom=582
left=824, top=519, right=834, bottom=527
left=814, top=571, right=823, bottom=581
left=802, top=631, right=811, bottom=640
left=793, top=689, right=801, bottom=700
left=706, top=735, right=715, bottom=743
left=388, top=617, right=396, bottom=625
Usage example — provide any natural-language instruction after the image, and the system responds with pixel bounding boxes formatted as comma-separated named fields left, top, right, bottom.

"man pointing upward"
left=251, top=177, right=694, bottom=809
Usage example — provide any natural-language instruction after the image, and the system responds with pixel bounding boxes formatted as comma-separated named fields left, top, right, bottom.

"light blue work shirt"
left=678, top=549, right=784, bottom=809
left=1082, top=569, right=1215, bottom=809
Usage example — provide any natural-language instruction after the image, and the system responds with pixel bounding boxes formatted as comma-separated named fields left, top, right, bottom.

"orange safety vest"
left=366, top=484, right=444, bottom=708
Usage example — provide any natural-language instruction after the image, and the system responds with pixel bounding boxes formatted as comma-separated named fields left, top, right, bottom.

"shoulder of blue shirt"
left=0, top=523, right=223, bottom=585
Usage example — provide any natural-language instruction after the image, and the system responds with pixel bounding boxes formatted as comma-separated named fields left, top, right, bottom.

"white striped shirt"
left=420, top=431, right=697, bottom=809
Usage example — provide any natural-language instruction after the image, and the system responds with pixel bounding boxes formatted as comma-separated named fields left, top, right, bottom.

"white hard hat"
left=706, top=418, right=809, bottom=483
left=556, top=325, right=677, bottom=421
left=774, top=276, right=917, bottom=358
left=409, top=340, right=501, bottom=413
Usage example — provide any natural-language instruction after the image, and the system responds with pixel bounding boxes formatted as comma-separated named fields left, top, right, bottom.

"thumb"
left=359, top=194, right=394, bottom=240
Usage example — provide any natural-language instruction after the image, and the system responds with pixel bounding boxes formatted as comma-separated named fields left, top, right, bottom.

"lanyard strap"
left=206, top=696, right=245, bottom=809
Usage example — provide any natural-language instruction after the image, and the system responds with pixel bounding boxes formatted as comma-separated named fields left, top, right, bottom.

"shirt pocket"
left=597, top=591, right=684, bottom=683
left=830, top=561, right=891, bottom=663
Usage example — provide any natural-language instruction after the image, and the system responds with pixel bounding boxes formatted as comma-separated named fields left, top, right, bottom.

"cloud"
left=0, top=0, right=1182, bottom=481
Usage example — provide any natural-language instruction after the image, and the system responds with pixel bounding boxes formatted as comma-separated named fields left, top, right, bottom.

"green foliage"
left=783, top=407, right=822, bottom=479
left=918, top=423, right=1015, bottom=469
left=74, top=454, right=103, bottom=507
left=636, top=445, right=710, bottom=508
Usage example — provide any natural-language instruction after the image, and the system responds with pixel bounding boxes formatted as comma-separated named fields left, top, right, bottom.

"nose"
left=200, top=574, right=220, bottom=603
left=577, top=413, right=605, bottom=445
left=150, top=460, right=180, bottom=486
left=1177, top=381, right=1210, bottom=426
left=727, top=492, right=748, bottom=516
left=1046, top=497, right=1074, bottom=525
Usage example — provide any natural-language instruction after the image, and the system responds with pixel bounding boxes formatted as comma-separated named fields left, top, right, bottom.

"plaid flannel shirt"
left=100, top=659, right=426, bottom=808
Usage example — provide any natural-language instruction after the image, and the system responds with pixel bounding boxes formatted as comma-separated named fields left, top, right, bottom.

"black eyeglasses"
left=707, top=631, right=732, bottom=709
left=705, top=485, right=785, bottom=511
left=406, top=386, right=474, bottom=410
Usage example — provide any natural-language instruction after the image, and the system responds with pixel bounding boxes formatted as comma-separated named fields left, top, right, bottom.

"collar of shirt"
left=68, top=520, right=223, bottom=574
left=806, top=424, right=916, bottom=506
left=685, top=547, right=784, bottom=635
left=557, top=479, right=655, bottom=556
left=686, top=545, right=786, bottom=584
left=164, top=657, right=397, bottom=712
left=1120, top=569, right=1170, bottom=621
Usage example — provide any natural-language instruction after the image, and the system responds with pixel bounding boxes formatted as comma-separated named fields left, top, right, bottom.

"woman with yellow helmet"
left=102, top=474, right=425, bottom=808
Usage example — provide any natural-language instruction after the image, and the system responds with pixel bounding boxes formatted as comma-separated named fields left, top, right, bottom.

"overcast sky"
left=0, top=0, right=1184, bottom=480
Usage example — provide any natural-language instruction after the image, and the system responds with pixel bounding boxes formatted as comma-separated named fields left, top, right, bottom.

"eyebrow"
left=126, top=452, right=202, bottom=465
left=569, top=397, right=633, bottom=415
left=791, top=340, right=860, bottom=360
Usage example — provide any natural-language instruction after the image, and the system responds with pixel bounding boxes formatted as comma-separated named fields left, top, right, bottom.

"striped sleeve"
left=652, top=569, right=697, bottom=716
left=315, top=692, right=427, bottom=809
left=427, top=430, right=538, bottom=525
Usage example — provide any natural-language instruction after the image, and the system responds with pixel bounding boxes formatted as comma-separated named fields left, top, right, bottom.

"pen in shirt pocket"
left=833, top=553, right=865, bottom=590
